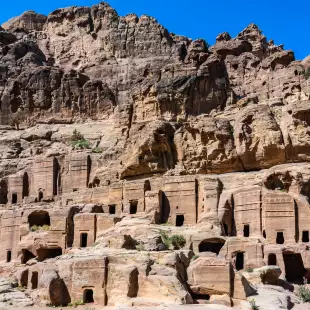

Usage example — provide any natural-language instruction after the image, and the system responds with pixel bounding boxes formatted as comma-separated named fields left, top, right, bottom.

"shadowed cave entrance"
left=198, top=238, right=225, bottom=255
left=283, top=252, right=305, bottom=284
left=37, top=248, right=62, bottom=262
left=21, top=249, right=36, bottom=264
left=28, top=211, right=50, bottom=228
left=83, top=289, right=94, bottom=303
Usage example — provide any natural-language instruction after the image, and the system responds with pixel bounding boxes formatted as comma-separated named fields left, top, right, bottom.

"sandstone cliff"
left=0, top=2, right=309, bottom=309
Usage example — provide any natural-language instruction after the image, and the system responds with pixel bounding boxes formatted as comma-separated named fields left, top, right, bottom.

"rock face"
left=0, top=2, right=310, bottom=309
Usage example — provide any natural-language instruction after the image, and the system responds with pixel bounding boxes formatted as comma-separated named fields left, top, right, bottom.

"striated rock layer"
left=0, top=2, right=309, bottom=309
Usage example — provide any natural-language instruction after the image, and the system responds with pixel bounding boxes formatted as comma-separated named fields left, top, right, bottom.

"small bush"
left=30, top=225, right=50, bottom=232
left=305, top=68, right=310, bottom=80
left=249, top=299, right=260, bottom=310
left=68, top=300, right=85, bottom=307
left=170, top=234, right=186, bottom=250
left=246, top=267, right=254, bottom=273
left=298, top=285, right=310, bottom=303
left=71, top=129, right=84, bottom=141
left=71, top=129, right=90, bottom=149
left=30, top=225, right=38, bottom=232
left=92, top=147, right=103, bottom=153
left=160, top=231, right=171, bottom=249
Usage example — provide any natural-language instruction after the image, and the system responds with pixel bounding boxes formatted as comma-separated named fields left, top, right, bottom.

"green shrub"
left=159, top=231, right=171, bottom=249
left=246, top=267, right=254, bottom=273
left=159, top=232, right=186, bottom=250
left=191, top=255, right=199, bottom=261
left=30, top=225, right=50, bottom=232
left=92, top=147, right=103, bottom=153
left=170, top=234, right=186, bottom=250
left=298, top=285, right=310, bottom=303
left=305, top=68, right=310, bottom=80
left=249, top=299, right=260, bottom=310
left=30, top=225, right=38, bottom=232
left=68, top=300, right=85, bottom=307
left=71, top=129, right=90, bottom=149
left=71, top=129, right=84, bottom=141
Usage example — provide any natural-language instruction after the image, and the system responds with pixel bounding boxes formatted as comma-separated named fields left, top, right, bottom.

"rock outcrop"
left=0, top=2, right=309, bottom=309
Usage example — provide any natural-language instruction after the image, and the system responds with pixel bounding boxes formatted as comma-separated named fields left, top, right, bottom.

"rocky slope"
left=0, top=2, right=310, bottom=309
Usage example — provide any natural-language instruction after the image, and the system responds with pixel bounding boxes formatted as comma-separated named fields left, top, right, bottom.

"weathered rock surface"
left=0, top=2, right=310, bottom=309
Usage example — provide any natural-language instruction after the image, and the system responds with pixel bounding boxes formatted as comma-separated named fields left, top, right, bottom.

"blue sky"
left=0, top=1, right=308, bottom=60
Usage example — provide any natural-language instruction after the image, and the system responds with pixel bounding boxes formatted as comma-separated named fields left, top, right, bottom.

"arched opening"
left=83, top=289, right=94, bottom=303
left=80, top=233, right=88, bottom=248
left=22, top=172, right=29, bottom=199
left=21, top=249, right=36, bottom=264
left=235, top=252, right=244, bottom=271
left=53, top=158, right=60, bottom=196
left=268, top=253, right=277, bottom=266
left=12, top=193, right=17, bottom=204
left=129, top=200, right=138, bottom=214
left=276, top=232, right=284, bottom=244
left=31, top=271, right=38, bottom=289
left=243, top=224, right=250, bottom=237
left=28, top=210, right=50, bottom=229
left=176, top=214, right=184, bottom=227
left=0, top=180, right=8, bottom=204
left=159, top=191, right=170, bottom=224
left=198, top=238, right=225, bottom=255
left=37, top=248, right=62, bottom=262
left=49, top=278, right=71, bottom=306
left=283, top=252, right=305, bottom=284
left=38, top=191, right=43, bottom=202
left=86, top=156, right=92, bottom=187
left=6, top=250, right=11, bottom=262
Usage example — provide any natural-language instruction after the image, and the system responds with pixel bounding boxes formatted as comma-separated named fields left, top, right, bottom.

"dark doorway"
left=31, top=271, right=38, bottom=289
left=37, top=248, right=62, bottom=262
left=83, top=289, right=94, bottom=303
left=28, top=211, right=50, bottom=228
left=283, top=253, right=305, bottom=284
left=66, top=207, right=80, bottom=248
left=22, top=249, right=36, bottom=264
left=302, top=231, right=309, bottom=243
left=109, top=205, right=116, bottom=215
left=38, top=191, right=43, bottom=202
left=53, top=158, right=60, bottom=196
left=263, top=230, right=266, bottom=239
left=86, top=156, right=92, bottom=188
left=236, top=252, right=244, bottom=271
left=199, top=239, right=225, bottom=255
left=12, top=193, right=17, bottom=204
left=80, top=233, right=88, bottom=247
left=22, top=172, right=29, bottom=198
left=276, top=232, right=284, bottom=244
left=243, top=224, right=250, bottom=237
left=176, top=214, right=184, bottom=227
left=20, top=269, right=28, bottom=288
left=0, top=180, right=8, bottom=204
left=129, top=201, right=138, bottom=214
left=268, top=253, right=277, bottom=265
left=6, top=250, right=11, bottom=262
left=159, top=191, right=170, bottom=224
